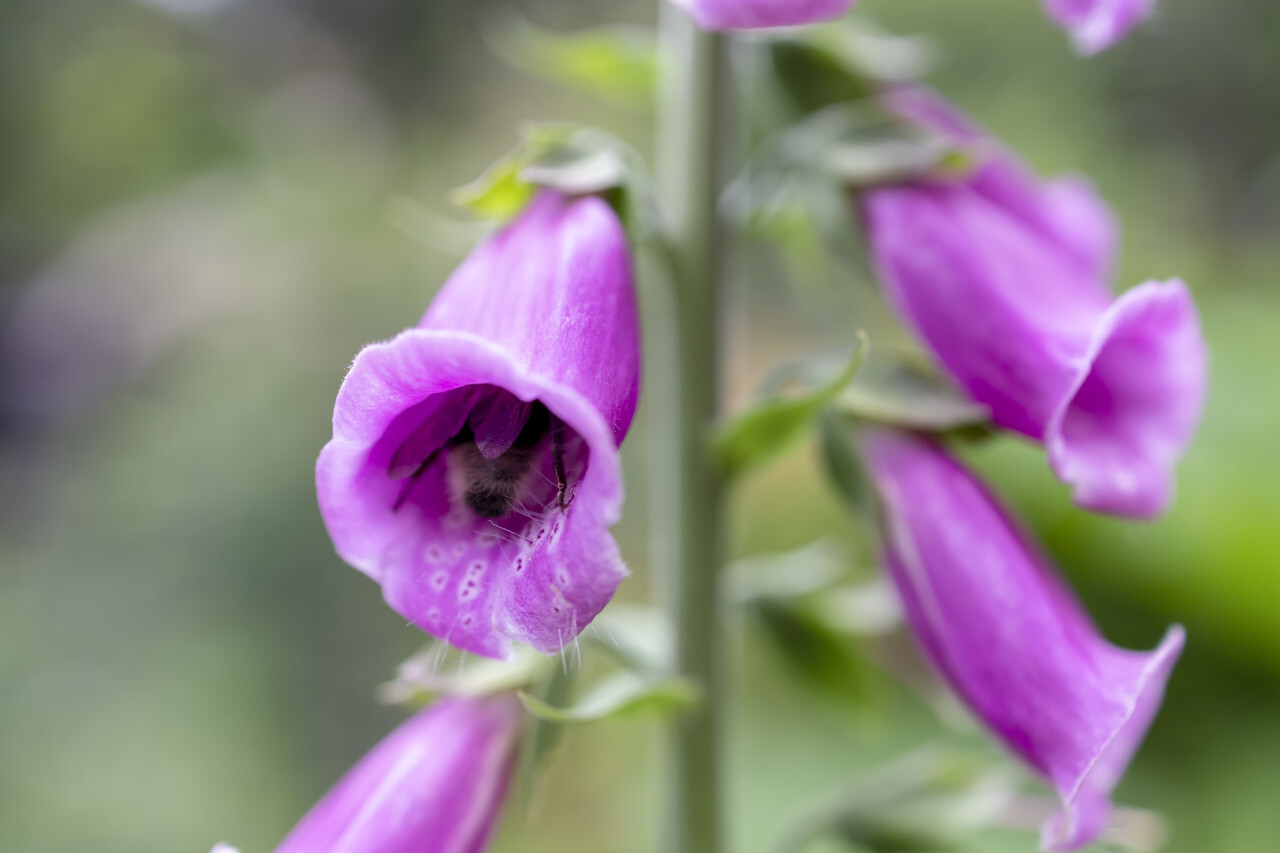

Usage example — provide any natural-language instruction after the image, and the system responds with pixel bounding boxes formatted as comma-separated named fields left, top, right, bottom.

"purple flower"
left=670, top=0, right=856, bottom=31
left=861, top=88, right=1207, bottom=519
left=317, top=190, right=641, bottom=659
left=1042, top=0, right=1158, bottom=54
left=275, top=694, right=522, bottom=853
left=861, top=427, right=1184, bottom=852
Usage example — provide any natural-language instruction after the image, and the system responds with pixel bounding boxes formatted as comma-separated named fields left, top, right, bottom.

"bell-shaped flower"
left=861, top=88, right=1207, bottom=519
left=273, top=694, right=521, bottom=853
left=670, top=0, right=856, bottom=31
left=1042, top=0, right=1157, bottom=54
left=317, top=190, right=641, bottom=659
left=861, top=426, right=1183, bottom=852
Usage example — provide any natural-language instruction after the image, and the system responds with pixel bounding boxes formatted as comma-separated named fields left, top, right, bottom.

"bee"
left=391, top=400, right=571, bottom=518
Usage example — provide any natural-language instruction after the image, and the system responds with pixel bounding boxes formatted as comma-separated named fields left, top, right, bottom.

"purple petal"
left=881, top=86, right=1116, bottom=279
left=670, top=0, right=855, bottom=30
left=863, top=184, right=1106, bottom=438
left=1042, top=0, right=1158, bottom=54
left=317, top=191, right=640, bottom=658
left=275, top=695, right=522, bottom=853
left=1046, top=279, right=1208, bottom=519
left=862, top=428, right=1184, bottom=852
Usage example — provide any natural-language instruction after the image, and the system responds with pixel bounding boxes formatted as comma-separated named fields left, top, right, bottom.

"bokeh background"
left=2, top=0, right=1278, bottom=851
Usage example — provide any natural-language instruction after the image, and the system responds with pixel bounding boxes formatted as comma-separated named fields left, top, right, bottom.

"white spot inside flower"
left=513, top=557, right=525, bottom=574
left=430, top=570, right=449, bottom=592
left=461, top=613, right=476, bottom=629
left=459, top=577, right=481, bottom=602
left=427, top=607, right=442, bottom=625
left=424, top=543, right=445, bottom=563
left=450, top=541, right=468, bottom=560
left=467, top=560, right=487, bottom=578
left=555, top=567, right=571, bottom=588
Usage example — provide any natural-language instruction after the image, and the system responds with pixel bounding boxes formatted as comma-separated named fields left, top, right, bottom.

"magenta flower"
left=275, top=694, right=522, bottom=853
left=316, top=190, right=641, bottom=659
left=670, top=0, right=856, bottom=31
left=861, top=88, right=1207, bottom=519
left=861, top=427, right=1183, bottom=852
left=1042, top=0, right=1157, bottom=54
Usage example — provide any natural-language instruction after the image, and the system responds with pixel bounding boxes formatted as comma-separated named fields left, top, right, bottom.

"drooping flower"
left=275, top=694, right=522, bottom=853
left=861, top=426, right=1183, bottom=852
left=317, top=190, right=641, bottom=659
left=1041, top=0, right=1158, bottom=54
left=861, top=88, right=1207, bottom=519
left=669, top=0, right=856, bottom=31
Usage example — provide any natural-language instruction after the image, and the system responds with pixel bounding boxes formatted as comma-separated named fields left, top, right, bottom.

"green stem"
left=654, top=5, right=731, bottom=853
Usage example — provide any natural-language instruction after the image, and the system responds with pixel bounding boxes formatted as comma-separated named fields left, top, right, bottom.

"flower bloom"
left=275, top=694, right=521, bottom=853
left=317, top=190, right=641, bottom=659
left=1041, top=0, right=1157, bottom=54
left=861, top=427, right=1183, bottom=852
left=861, top=88, right=1207, bottom=519
left=670, top=0, right=856, bottom=31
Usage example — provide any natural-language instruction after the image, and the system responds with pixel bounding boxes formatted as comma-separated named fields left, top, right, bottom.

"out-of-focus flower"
left=278, top=694, right=520, bottom=853
left=861, top=88, right=1207, bottom=519
left=861, top=426, right=1184, bottom=852
left=1042, top=0, right=1157, bottom=55
left=669, top=0, right=855, bottom=31
left=317, top=190, right=641, bottom=659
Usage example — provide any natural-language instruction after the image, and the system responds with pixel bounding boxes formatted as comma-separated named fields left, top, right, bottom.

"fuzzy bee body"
left=391, top=398, right=571, bottom=519
left=453, top=441, right=541, bottom=518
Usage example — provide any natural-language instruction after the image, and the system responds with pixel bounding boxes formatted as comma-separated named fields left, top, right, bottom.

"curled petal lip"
left=1046, top=279, right=1208, bottom=519
left=1043, top=626, right=1184, bottom=851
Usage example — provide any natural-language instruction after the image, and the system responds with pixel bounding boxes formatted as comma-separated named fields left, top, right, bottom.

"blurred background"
left=1, top=0, right=1277, bottom=851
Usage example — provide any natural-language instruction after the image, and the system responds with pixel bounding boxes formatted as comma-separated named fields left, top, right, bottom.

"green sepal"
left=451, top=124, right=654, bottom=237
left=485, top=11, right=656, bottom=109
left=518, top=671, right=699, bottom=724
left=832, top=349, right=989, bottom=432
left=714, top=332, right=868, bottom=480
left=376, top=643, right=553, bottom=706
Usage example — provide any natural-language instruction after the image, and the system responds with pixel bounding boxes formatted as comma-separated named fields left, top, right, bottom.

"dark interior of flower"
left=381, top=385, right=586, bottom=524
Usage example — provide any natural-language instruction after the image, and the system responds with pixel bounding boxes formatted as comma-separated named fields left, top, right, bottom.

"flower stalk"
left=655, top=4, right=732, bottom=853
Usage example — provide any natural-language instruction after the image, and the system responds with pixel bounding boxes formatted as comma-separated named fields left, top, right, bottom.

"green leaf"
left=485, top=12, right=656, bottom=108
left=818, top=409, right=874, bottom=517
left=832, top=349, right=989, bottom=431
left=518, top=671, right=699, bottom=724
left=714, top=333, right=868, bottom=480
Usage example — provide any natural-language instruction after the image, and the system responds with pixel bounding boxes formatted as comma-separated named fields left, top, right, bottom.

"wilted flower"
left=861, top=88, right=1207, bottom=519
left=1041, top=0, right=1157, bottom=54
left=861, top=426, right=1183, bottom=852
left=317, top=190, right=641, bottom=659
left=669, top=0, right=856, bottom=31
left=261, top=694, right=522, bottom=853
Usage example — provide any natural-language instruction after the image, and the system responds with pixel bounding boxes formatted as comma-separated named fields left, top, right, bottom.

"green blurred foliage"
left=1, top=1, right=1277, bottom=852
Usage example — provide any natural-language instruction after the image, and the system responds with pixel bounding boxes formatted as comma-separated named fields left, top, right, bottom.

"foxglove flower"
left=317, top=190, right=641, bottom=659
left=862, top=427, right=1183, bottom=852
left=1042, top=0, right=1157, bottom=54
left=275, top=694, right=521, bottom=853
left=862, top=88, right=1207, bottom=519
left=670, top=0, right=855, bottom=31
